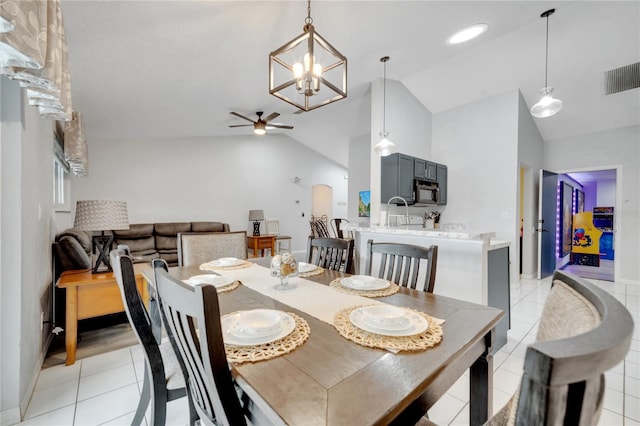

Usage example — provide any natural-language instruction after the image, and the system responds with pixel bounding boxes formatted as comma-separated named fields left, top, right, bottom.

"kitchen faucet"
left=386, top=196, right=409, bottom=226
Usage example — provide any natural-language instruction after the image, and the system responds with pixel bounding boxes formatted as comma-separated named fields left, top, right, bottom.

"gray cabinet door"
left=414, top=159, right=426, bottom=179
left=436, top=163, right=447, bottom=205
left=381, top=153, right=415, bottom=204
left=426, top=161, right=437, bottom=181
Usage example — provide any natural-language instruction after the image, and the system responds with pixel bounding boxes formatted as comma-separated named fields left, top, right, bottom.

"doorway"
left=537, top=168, right=618, bottom=282
left=311, top=184, right=333, bottom=223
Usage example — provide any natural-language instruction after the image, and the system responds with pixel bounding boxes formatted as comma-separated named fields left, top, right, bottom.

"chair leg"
left=132, top=364, right=151, bottom=426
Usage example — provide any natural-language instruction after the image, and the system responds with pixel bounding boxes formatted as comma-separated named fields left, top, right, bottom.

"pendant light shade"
left=269, top=0, right=347, bottom=112
left=374, top=56, right=396, bottom=157
left=531, top=9, right=563, bottom=118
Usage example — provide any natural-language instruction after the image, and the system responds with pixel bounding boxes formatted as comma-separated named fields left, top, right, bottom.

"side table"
left=56, top=264, right=147, bottom=365
left=247, top=234, right=276, bottom=257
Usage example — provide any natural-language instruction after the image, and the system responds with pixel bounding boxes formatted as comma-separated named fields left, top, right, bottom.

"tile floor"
left=17, top=275, right=639, bottom=426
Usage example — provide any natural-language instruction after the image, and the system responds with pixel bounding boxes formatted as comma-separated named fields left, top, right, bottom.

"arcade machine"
left=572, top=211, right=603, bottom=266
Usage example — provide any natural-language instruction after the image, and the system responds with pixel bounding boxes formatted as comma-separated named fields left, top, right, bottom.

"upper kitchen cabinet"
left=437, top=163, right=447, bottom=205
left=381, top=153, right=414, bottom=203
left=415, top=158, right=437, bottom=181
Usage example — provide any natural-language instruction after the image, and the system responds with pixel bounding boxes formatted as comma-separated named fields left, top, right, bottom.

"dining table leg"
left=469, top=329, right=494, bottom=426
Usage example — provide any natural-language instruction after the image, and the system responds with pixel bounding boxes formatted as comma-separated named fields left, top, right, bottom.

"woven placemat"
left=217, top=280, right=241, bottom=293
left=224, top=312, right=310, bottom=364
left=333, top=305, right=443, bottom=352
left=182, top=279, right=241, bottom=293
left=199, top=260, right=253, bottom=271
left=329, top=278, right=400, bottom=298
left=299, top=266, right=325, bottom=278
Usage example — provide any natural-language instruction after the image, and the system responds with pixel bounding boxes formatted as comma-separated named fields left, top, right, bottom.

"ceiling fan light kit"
left=373, top=56, right=396, bottom=157
left=531, top=8, right=563, bottom=118
left=269, top=0, right=347, bottom=112
left=229, top=111, right=294, bottom=135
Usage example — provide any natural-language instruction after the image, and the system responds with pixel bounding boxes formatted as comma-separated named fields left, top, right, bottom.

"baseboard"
left=0, top=407, right=21, bottom=425
left=16, top=330, right=55, bottom=423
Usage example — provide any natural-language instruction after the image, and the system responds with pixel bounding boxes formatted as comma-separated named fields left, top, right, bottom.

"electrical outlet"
left=40, top=312, right=44, bottom=331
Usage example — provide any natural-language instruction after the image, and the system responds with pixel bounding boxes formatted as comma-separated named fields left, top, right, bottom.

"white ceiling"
left=61, top=1, right=640, bottom=167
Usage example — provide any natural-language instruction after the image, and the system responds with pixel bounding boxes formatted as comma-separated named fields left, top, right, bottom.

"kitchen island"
left=345, top=224, right=510, bottom=350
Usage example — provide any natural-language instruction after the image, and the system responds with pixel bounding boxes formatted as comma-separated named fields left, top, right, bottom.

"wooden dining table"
left=141, top=261, right=503, bottom=426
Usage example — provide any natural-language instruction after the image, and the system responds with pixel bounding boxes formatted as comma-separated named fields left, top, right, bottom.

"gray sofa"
left=54, top=221, right=230, bottom=278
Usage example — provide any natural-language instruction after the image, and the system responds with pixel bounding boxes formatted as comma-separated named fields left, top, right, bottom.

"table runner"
left=208, top=264, right=387, bottom=324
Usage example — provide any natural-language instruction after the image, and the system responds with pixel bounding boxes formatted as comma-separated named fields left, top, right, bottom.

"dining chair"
left=418, top=270, right=633, bottom=426
left=330, top=217, right=350, bottom=239
left=110, top=247, right=197, bottom=426
left=306, top=236, right=354, bottom=274
left=265, top=218, right=292, bottom=253
left=309, top=217, right=331, bottom=238
left=153, top=259, right=280, bottom=426
left=177, top=231, right=247, bottom=266
left=364, top=239, right=438, bottom=293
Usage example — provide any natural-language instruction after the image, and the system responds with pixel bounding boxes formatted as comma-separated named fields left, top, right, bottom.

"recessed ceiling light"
left=447, top=24, right=488, bottom=44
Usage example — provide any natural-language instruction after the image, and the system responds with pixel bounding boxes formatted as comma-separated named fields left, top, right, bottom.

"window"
left=53, top=123, right=71, bottom=212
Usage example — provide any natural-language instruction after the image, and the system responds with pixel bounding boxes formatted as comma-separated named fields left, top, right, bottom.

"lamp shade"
left=248, top=210, right=265, bottom=222
left=74, top=200, right=129, bottom=231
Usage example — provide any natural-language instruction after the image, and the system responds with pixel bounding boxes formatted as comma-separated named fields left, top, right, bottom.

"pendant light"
left=374, top=56, right=396, bottom=157
left=531, top=9, right=563, bottom=118
left=269, top=0, right=347, bottom=112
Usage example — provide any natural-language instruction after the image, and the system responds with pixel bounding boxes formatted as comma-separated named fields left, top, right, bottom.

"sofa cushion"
left=118, top=236, right=155, bottom=253
left=155, top=222, right=191, bottom=235
left=113, top=223, right=154, bottom=239
left=57, top=229, right=92, bottom=254
left=154, top=223, right=191, bottom=253
left=191, top=221, right=228, bottom=232
left=56, top=236, right=92, bottom=270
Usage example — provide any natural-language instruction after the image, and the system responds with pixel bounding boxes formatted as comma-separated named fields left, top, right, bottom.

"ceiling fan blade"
left=228, top=124, right=253, bottom=128
left=230, top=111, right=256, bottom=123
left=263, top=112, right=280, bottom=123
left=268, top=124, right=294, bottom=129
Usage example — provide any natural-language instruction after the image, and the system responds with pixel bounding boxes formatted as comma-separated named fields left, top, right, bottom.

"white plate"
left=222, top=310, right=296, bottom=346
left=349, top=306, right=428, bottom=336
left=210, top=257, right=243, bottom=267
left=341, top=275, right=390, bottom=290
left=361, top=305, right=411, bottom=331
left=184, top=274, right=234, bottom=288
left=298, top=262, right=318, bottom=273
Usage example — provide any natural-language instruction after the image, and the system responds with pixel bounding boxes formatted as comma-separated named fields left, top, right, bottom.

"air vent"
left=604, top=62, right=640, bottom=95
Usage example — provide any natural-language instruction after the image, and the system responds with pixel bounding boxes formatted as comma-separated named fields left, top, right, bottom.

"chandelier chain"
left=305, top=0, right=313, bottom=25
left=544, top=12, right=549, bottom=87
left=381, top=56, right=390, bottom=135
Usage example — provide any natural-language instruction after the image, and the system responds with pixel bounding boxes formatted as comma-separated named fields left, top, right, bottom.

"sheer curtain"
left=1, top=0, right=87, bottom=175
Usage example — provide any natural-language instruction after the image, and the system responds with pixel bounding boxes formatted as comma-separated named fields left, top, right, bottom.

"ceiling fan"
left=229, top=111, right=293, bottom=135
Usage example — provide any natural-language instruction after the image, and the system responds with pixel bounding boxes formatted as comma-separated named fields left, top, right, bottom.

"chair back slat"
left=306, top=236, right=354, bottom=274
left=365, top=240, right=438, bottom=293
left=153, top=259, right=247, bottom=426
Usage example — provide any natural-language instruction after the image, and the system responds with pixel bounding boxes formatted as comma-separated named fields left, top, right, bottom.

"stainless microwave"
left=414, top=180, right=439, bottom=205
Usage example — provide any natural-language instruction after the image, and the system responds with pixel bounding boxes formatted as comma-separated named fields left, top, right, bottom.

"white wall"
left=544, top=125, right=640, bottom=284
left=516, top=92, right=544, bottom=278
left=432, top=90, right=520, bottom=285
left=348, top=134, right=371, bottom=224
left=70, top=134, right=347, bottom=253
left=369, top=78, right=432, bottom=223
left=1, top=76, right=55, bottom=422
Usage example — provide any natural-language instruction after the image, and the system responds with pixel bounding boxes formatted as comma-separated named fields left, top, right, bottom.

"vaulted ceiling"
left=62, top=1, right=640, bottom=167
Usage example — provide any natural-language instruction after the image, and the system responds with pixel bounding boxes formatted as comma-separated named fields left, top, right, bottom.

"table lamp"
left=248, top=209, right=264, bottom=236
left=73, top=200, right=129, bottom=273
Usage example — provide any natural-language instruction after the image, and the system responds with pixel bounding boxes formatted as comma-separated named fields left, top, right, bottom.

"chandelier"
left=269, top=0, right=347, bottom=112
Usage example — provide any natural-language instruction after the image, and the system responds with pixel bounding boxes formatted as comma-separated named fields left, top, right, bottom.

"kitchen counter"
left=344, top=224, right=496, bottom=242
left=347, top=225, right=511, bottom=351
